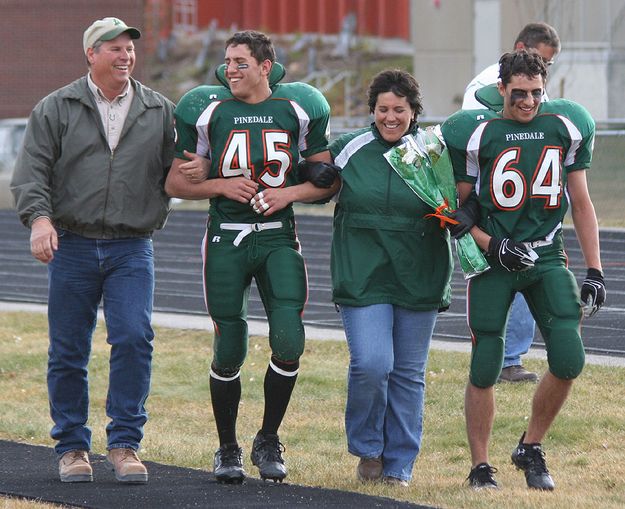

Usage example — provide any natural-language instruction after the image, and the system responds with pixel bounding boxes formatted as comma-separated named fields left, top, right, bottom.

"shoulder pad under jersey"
left=214, top=61, right=286, bottom=89
left=175, top=85, right=233, bottom=124
left=474, top=83, right=503, bottom=111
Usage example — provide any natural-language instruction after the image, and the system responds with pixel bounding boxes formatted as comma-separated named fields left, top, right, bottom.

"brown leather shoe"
left=383, top=476, right=409, bottom=487
left=498, top=365, right=539, bottom=383
left=59, top=450, right=93, bottom=483
left=357, top=457, right=383, bottom=481
left=106, top=448, right=148, bottom=483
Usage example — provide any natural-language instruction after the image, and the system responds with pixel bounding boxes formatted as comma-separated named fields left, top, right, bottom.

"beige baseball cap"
left=83, top=17, right=141, bottom=54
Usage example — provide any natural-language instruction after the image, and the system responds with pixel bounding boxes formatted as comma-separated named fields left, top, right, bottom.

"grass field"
left=1, top=311, right=625, bottom=509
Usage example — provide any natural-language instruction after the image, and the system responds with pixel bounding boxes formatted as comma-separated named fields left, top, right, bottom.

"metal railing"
left=301, top=71, right=355, bottom=119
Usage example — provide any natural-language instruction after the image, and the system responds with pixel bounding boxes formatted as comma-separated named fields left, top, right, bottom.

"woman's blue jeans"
left=47, top=231, right=155, bottom=455
left=340, top=304, right=437, bottom=481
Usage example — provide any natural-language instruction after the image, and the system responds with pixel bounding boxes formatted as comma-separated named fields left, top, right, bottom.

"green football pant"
left=467, top=249, right=584, bottom=387
left=202, top=219, right=307, bottom=371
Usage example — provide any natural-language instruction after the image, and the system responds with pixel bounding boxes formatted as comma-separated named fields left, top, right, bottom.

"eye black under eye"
left=510, top=89, right=542, bottom=101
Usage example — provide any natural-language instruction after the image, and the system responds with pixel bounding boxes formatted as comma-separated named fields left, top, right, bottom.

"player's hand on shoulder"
left=581, top=268, right=606, bottom=318
left=297, top=160, right=341, bottom=188
left=487, top=237, right=537, bottom=272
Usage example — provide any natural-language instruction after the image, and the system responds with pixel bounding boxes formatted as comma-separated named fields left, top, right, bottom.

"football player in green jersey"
left=165, top=30, right=340, bottom=484
left=464, top=22, right=562, bottom=385
left=442, top=50, right=606, bottom=491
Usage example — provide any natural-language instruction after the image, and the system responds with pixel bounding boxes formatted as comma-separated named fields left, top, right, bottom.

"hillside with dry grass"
left=144, top=29, right=412, bottom=116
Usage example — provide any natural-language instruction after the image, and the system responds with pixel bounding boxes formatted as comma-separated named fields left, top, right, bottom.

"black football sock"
left=209, top=365, right=241, bottom=447
left=260, top=356, right=299, bottom=435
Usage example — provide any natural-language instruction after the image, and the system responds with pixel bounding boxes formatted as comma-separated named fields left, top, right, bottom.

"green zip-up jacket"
left=329, top=125, right=452, bottom=310
left=11, top=76, right=175, bottom=239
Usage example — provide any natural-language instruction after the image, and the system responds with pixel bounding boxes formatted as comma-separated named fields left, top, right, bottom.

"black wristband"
left=587, top=268, right=604, bottom=279
left=487, top=237, right=499, bottom=256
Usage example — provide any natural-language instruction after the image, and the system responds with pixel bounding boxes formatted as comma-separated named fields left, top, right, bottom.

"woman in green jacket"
left=329, top=70, right=452, bottom=486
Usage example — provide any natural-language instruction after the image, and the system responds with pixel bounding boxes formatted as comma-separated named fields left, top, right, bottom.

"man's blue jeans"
left=47, top=230, right=155, bottom=455
left=340, top=304, right=437, bottom=482
left=504, top=293, right=536, bottom=368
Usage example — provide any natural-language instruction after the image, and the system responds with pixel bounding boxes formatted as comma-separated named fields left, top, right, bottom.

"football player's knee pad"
left=469, top=334, right=505, bottom=388
left=545, top=318, right=585, bottom=380
left=267, top=308, right=305, bottom=362
left=211, top=317, right=246, bottom=338
left=211, top=317, right=248, bottom=369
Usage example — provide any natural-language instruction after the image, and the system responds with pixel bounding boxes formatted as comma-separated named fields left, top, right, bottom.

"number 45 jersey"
left=174, top=80, right=330, bottom=222
left=441, top=99, right=595, bottom=243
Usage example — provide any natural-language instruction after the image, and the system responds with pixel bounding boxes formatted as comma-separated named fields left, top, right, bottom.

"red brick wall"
left=0, top=0, right=145, bottom=118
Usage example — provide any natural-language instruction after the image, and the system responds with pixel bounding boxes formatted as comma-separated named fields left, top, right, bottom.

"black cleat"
left=466, top=462, right=499, bottom=490
left=214, top=443, right=246, bottom=484
left=250, top=431, right=287, bottom=482
left=511, top=433, right=555, bottom=490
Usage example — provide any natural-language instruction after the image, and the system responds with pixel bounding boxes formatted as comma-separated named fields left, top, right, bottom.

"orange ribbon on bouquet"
left=424, top=198, right=459, bottom=229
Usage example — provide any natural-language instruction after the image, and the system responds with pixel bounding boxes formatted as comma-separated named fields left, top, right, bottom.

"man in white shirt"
left=463, top=22, right=559, bottom=110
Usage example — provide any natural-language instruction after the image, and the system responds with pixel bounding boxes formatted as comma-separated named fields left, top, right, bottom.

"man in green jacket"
left=11, top=17, right=175, bottom=485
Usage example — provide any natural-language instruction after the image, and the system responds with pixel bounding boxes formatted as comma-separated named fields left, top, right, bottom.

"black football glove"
left=580, top=268, right=606, bottom=318
left=448, top=192, right=480, bottom=239
left=297, top=160, right=341, bottom=188
left=487, top=237, right=537, bottom=272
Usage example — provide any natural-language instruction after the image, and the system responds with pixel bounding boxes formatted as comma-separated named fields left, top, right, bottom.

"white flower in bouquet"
left=401, top=148, right=418, bottom=165
left=423, top=125, right=444, bottom=165
left=425, top=142, right=442, bottom=164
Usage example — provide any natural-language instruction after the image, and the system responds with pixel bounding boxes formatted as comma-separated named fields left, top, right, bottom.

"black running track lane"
left=0, top=440, right=431, bottom=509
left=1, top=209, right=624, bottom=356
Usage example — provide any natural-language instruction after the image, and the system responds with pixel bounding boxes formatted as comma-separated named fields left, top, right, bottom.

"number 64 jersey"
left=174, top=80, right=330, bottom=223
left=441, top=99, right=595, bottom=242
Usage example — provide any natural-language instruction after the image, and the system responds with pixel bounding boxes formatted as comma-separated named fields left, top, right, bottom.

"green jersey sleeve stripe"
left=288, top=100, right=311, bottom=153
left=196, top=101, right=221, bottom=158
left=555, top=113, right=584, bottom=167
left=466, top=121, right=489, bottom=179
